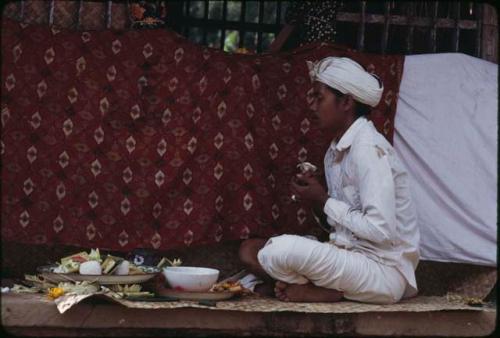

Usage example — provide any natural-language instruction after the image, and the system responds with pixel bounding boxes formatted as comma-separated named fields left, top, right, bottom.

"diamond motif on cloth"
left=152, top=202, right=162, bottom=219
left=76, top=56, right=86, bottom=75
left=91, top=159, right=102, bottom=177
left=151, top=232, right=161, bottom=249
left=272, top=204, right=279, bottom=220
left=5, top=73, right=15, bottom=91
left=94, top=126, right=104, bottom=144
left=111, top=39, right=121, bottom=54
left=130, top=104, right=141, bottom=120
left=59, top=151, right=69, bottom=168
left=67, top=87, right=78, bottom=104
left=107, top=65, right=116, bottom=81
left=37, top=80, right=47, bottom=98
left=81, top=32, right=91, bottom=43
left=63, top=119, right=73, bottom=136
left=198, top=76, right=207, bottom=94
left=44, top=47, right=55, bottom=64
left=56, top=182, right=66, bottom=200
left=214, top=132, right=224, bottom=150
left=184, top=198, right=193, bottom=215
left=252, top=74, right=260, bottom=90
left=282, top=62, right=291, bottom=73
left=88, top=191, right=98, bottom=209
left=53, top=215, right=64, bottom=233
left=157, top=139, right=167, bottom=156
left=12, top=44, right=22, bottom=62
left=243, top=164, right=253, bottom=181
left=243, top=193, right=253, bottom=211
left=123, top=167, right=133, bottom=183
left=86, top=222, right=96, bottom=240
left=184, top=230, right=194, bottom=246
left=143, top=43, right=153, bottom=58
left=192, top=107, right=202, bottom=124
left=277, top=84, right=287, bottom=100
left=118, top=230, right=129, bottom=247
left=168, top=77, right=178, bottom=92
left=187, top=137, right=197, bottom=154
left=300, top=118, right=310, bottom=134
left=244, top=133, right=254, bottom=150
left=272, top=115, right=281, bottom=130
left=246, top=103, right=255, bottom=118
left=174, top=47, right=184, bottom=63
left=27, top=146, right=37, bottom=163
left=214, top=163, right=223, bottom=180
left=297, top=208, right=307, bottom=225
left=183, top=168, right=192, bottom=185
left=126, top=136, right=136, bottom=154
left=298, top=147, right=308, bottom=162
left=121, top=198, right=131, bottom=215
left=99, top=97, right=109, bottom=115
left=268, top=174, right=276, bottom=189
left=162, top=108, right=172, bottom=125
left=19, top=210, right=30, bottom=228
left=155, top=170, right=165, bottom=187
left=23, top=178, right=34, bottom=195
left=215, top=195, right=223, bottom=212
left=215, top=225, right=223, bottom=242
left=30, top=112, right=41, bottom=129
left=222, top=68, right=232, bottom=84
left=269, top=143, right=279, bottom=160
left=217, top=101, right=226, bottom=119
left=240, top=226, right=250, bottom=239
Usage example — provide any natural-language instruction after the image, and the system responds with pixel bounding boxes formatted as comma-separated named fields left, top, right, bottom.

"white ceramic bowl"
left=162, top=266, right=220, bottom=292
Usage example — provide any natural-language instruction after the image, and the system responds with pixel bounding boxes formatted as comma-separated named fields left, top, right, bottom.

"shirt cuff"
left=323, top=198, right=351, bottom=224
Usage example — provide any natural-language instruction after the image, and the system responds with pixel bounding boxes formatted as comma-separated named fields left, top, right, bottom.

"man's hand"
left=290, top=173, right=329, bottom=207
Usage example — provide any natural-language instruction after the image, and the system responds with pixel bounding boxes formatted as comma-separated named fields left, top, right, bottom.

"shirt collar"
left=330, top=117, right=368, bottom=152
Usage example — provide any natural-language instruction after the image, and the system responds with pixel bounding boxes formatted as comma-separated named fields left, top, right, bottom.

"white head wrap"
left=306, top=57, right=384, bottom=107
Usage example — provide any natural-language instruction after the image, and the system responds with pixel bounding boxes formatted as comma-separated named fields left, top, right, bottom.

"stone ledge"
left=1, top=293, right=496, bottom=337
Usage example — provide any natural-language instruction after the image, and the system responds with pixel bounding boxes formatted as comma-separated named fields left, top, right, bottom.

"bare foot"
left=274, top=281, right=289, bottom=301
left=274, top=281, right=343, bottom=303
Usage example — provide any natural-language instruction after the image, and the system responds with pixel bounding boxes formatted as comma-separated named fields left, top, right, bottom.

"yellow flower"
left=48, top=287, right=65, bottom=299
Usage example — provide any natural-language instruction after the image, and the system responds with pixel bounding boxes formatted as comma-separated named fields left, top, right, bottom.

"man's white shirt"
left=323, top=117, right=420, bottom=296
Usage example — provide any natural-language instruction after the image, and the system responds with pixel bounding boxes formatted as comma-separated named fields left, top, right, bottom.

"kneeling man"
left=239, top=57, right=420, bottom=304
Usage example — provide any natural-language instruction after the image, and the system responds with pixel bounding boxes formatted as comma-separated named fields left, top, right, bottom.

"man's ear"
left=342, top=95, right=356, bottom=114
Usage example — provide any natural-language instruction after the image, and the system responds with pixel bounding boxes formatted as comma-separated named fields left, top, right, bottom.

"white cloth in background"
left=257, top=234, right=407, bottom=304
left=394, top=53, right=497, bottom=267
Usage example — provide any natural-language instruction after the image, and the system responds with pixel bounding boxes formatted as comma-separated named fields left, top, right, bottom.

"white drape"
left=394, top=53, right=497, bottom=266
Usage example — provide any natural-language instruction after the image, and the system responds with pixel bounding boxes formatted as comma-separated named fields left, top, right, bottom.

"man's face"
left=311, top=81, right=345, bottom=130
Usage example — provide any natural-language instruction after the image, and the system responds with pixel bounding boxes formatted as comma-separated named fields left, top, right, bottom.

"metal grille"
left=182, top=1, right=288, bottom=53
left=335, top=1, right=485, bottom=57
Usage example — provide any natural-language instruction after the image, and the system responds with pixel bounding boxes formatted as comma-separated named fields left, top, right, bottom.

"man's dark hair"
left=327, top=87, right=371, bottom=118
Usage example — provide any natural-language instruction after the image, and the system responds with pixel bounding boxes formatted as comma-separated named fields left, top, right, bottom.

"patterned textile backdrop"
left=1, top=18, right=404, bottom=251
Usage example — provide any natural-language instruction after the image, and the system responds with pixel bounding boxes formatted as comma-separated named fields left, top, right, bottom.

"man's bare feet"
left=274, top=281, right=343, bottom=302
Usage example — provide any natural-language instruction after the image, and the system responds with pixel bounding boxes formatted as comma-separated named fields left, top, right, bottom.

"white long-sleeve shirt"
left=323, top=117, right=420, bottom=296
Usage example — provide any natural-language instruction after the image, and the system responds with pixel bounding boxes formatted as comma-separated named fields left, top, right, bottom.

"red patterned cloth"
left=1, top=19, right=404, bottom=251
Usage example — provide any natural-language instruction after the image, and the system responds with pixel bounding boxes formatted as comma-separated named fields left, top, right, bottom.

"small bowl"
left=162, top=266, right=219, bottom=292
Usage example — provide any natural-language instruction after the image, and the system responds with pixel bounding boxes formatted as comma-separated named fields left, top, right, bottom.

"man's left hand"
left=290, top=174, right=329, bottom=206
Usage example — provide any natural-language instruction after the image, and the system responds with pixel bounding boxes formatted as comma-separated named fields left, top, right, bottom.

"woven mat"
left=103, top=295, right=495, bottom=314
